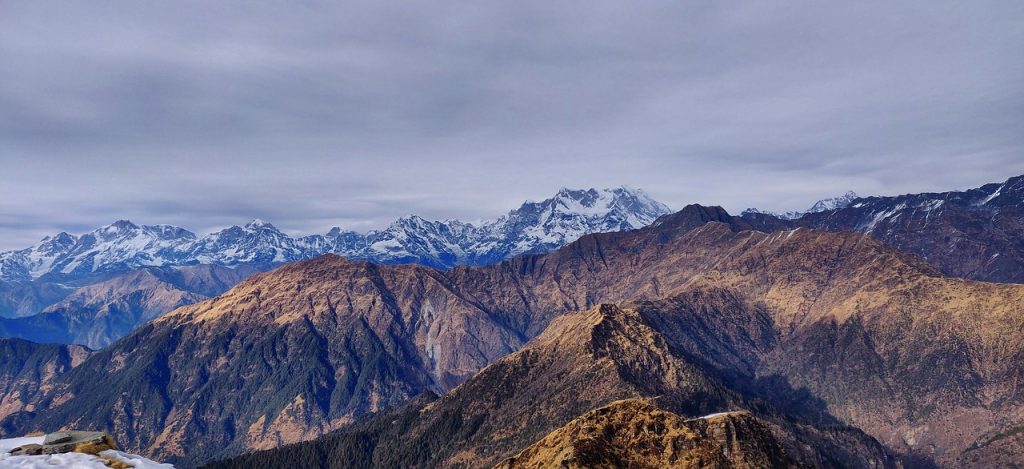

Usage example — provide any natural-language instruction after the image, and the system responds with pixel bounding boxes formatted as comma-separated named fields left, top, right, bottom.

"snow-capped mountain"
left=806, top=190, right=859, bottom=214
left=742, top=190, right=859, bottom=220
left=0, top=221, right=197, bottom=282
left=472, top=187, right=671, bottom=262
left=739, top=175, right=1024, bottom=284
left=0, top=187, right=671, bottom=281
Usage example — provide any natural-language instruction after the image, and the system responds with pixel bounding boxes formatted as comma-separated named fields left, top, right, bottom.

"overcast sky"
left=1, top=1, right=1022, bottom=249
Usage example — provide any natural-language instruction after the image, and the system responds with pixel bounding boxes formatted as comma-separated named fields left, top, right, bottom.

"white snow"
left=860, top=202, right=907, bottom=232
left=0, top=436, right=174, bottom=468
left=980, top=183, right=1005, bottom=205
left=921, top=199, right=944, bottom=212
left=0, top=187, right=672, bottom=278
left=697, top=412, right=732, bottom=419
left=686, top=411, right=743, bottom=421
left=744, top=191, right=857, bottom=221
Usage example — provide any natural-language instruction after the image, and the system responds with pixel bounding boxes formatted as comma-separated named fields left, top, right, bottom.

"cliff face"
left=3, top=207, right=1023, bottom=467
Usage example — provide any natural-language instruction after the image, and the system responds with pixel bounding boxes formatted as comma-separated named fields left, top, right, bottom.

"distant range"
left=0, top=187, right=670, bottom=282
left=0, top=175, right=1021, bottom=348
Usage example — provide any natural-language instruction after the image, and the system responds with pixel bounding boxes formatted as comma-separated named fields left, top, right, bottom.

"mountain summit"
left=743, top=190, right=859, bottom=220
left=0, top=187, right=670, bottom=281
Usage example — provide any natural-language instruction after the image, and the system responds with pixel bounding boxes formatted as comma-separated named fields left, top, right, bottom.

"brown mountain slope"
left=205, top=304, right=893, bottom=469
left=494, top=400, right=796, bottom=469
left=3, top=208, right=1023, bottom=467
left=649, top=226, right=1024, bottom=465
left=0, top=338, right=90, bottom=423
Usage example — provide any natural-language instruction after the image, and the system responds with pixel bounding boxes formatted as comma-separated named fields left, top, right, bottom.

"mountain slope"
left=203, top=304, right=892, bottom=469
left=0, top=339, right=90, bottom=424
left=742, top=174, right=1024, bottom=283
left=0, top=264, right=257, bottom=348
left=0, top=280, right=74, bottom=319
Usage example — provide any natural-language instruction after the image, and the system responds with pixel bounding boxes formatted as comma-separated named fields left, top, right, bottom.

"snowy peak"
left=740, top=207, right=804, bottom=220
left=483, top=186, right=670, bottom=258
left=0, top=187, right=671, bottom=279
left=806, top=191, right=859, bottom=214
left=244, top=218, right=277, bottom=230
left=108, top=219, right=139, bottom=231
left=743, top=190, right=859, bottom=221
left=548, top=186, right=667, bottom=217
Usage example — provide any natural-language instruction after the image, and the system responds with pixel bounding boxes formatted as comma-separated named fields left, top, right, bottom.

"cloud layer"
left=1, top=1, right=1022, bottom=249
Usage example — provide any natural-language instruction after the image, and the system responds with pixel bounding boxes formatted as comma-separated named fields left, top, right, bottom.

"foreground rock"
left=1, top=432, right=173, bottom=468
left=11, top=430, right=114, bottom=456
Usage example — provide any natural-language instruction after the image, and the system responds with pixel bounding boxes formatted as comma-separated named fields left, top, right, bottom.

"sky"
left=1, top=1, right=1022, bottom=250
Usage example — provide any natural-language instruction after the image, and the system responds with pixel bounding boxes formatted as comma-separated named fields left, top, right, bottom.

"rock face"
left=12, top=431, right=114, bottom=455
left=3, top=205, right=1024, bottom=467
left=495, top=401, right=795, bottom=469
left=0, top=264, right=259, bottom=348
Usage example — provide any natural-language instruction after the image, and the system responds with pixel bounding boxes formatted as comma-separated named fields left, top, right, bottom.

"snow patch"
left=0, top=436, right=174, bottom=468
left=980, top=183, right=1005, bottom=205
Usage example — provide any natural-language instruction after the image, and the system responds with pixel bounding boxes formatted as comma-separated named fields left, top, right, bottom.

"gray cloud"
left=1, top=0, right=1022, bottom=249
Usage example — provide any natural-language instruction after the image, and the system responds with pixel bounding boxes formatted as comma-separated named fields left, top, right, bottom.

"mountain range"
left=3, top=191, right=1023, bottom=467
left=742, top=174, right=1024, bottom=283
left=0, top=176, right=1023, bottom=469
left=0, top=265, right=258, bottom=349
left=743, top=190, right=861, bottom=220
left=1, top=176, right=1023, bottom=352
left=0, top=187, right=670, bottom=284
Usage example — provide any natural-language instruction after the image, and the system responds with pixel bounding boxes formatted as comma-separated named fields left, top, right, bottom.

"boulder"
left=11, top=431, right=116, bottom=456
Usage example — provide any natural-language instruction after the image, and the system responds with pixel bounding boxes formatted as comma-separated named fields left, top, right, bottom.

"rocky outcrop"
left=10, top=431, right=115, bottom=456
left=495, top=400, right=795, bottom=469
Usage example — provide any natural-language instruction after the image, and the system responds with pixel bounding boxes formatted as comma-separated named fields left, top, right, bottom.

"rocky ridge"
left=742, top=174, right=1024, bottom=283
left=203, top=304, right=894, bottom=468
left=494, top=400, right=796, bottom=469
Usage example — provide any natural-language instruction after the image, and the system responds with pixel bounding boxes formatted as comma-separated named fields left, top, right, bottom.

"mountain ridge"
left=0, top=264, right=258, bottom=348
left=742, top=174, right=1024, bottom=283
left=0, top=187, right=670, bottom=282
left=3, top=205, right=1021, bottom=467
left=743, top=190, right=859, bottom=220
